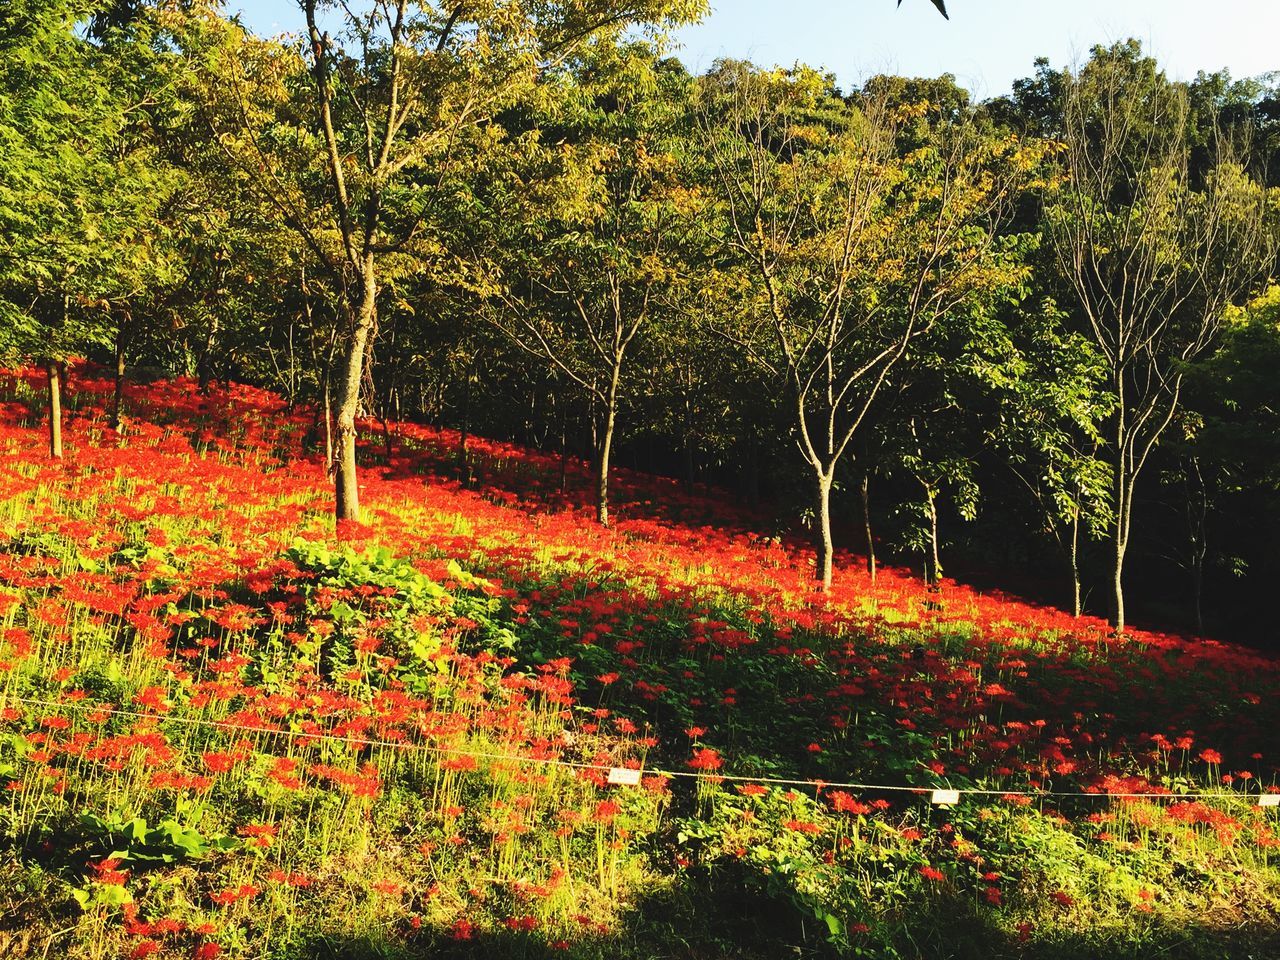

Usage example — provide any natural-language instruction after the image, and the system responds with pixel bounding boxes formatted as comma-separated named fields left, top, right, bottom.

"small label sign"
left=1259, top=794, right=1280, bottom=808
left=930, top=789, right=961, bottom=806
left=607, top=767, right=642, bottom=786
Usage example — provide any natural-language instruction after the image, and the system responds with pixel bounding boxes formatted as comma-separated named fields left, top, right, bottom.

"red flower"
left=783, top=819, right=823, bottom=834
left=687, top=747, right=722, bottom=771
left=828, top=791, right=870, bottom=815
left=593, top=800, right=620, bottom=822
left=201, top=752, right=234, bottom=774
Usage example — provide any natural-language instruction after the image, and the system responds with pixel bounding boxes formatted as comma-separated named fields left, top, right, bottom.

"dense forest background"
left=3, top=0, right=1280, bottom=647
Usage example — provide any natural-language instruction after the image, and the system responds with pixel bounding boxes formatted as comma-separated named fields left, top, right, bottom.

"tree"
left=1172, top=285, right=1280, bottom=634
left=987, top=298, right=1114, bottom=616
left=0, top=0, right=171, bottom=456
left=1044, top=42, right=1277, bottom=631
left=481, top=45, right=701, bottom=525
left=182, top=0, right=704, bottom=527
left=700, top=64, right=1037, bottom=589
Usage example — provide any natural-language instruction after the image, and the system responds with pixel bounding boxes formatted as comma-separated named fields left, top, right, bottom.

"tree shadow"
left=291, top=855, right=1280, bottom=960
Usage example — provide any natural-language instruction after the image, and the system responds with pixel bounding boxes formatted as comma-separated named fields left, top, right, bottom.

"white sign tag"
left=1259, top=794, right=1280, bottom=808
left=930, top=789, right=961, bottom=806
left=607, top=767, right=642, bottom=786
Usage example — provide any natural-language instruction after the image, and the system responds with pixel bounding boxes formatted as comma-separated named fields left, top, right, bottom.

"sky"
left=232, top=0, right=1280, bottom=101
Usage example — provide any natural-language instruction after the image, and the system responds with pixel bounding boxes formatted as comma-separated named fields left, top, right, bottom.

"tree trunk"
left=111, top=321, right=127, bottom=434
left=45, top=360, right=63, bottom=460
left=366, top=356, right=393, bottom=465
left=860, top=470, right=876, bottom=583
left=380, top=416, right=393, bottom=465
left=322, top=377, right=334, bottom=469
left=458, top=372, right=471, bottom=487
left=814, top=470, right=834, bottom=591
left=560, top=413, right=570, bottom=493
left=334, top=256, right=376, bottom=526
left=1112, top=527, right=1127, bottom=634
left=596, top=364, right=621, bottom=526
left=1112, top=407, right=1129, bottom=634
left=1181, top=455, right=1209, bottom=636
left=1068, top=504, right=1082, bottom=618
left=197, top=316, right=217, bottom=396
left=926, top=489, right=941, bottom=585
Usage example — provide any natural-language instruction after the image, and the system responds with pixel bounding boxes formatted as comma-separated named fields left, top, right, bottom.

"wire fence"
left=5, top=693, right=1277, bottom=808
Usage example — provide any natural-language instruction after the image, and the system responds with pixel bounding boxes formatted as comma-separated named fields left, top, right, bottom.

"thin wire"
left=3, top=694, right=1274, bottom=805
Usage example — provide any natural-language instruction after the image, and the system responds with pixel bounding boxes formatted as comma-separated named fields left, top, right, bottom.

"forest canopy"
left=2, top=3, right=1280, bottom=642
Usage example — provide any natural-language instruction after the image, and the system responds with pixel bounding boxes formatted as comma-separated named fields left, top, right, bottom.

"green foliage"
left=0, top=0, right=179, bottom=365
left=78, top=811, right=239, bottom=865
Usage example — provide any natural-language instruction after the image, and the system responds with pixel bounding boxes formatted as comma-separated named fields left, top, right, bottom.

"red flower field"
left=0, top=366, right=1277, bottom=960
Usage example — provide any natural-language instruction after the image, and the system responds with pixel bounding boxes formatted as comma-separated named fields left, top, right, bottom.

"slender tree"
left=180, top=0, right=703, bottom=526
left=701, top=64, right=1037, bottom=589
left=1045, top=43, right=1277, bottom=631
left=481, top=46, right=701, bottom=525
left=0, top=0, right=170, bottom=457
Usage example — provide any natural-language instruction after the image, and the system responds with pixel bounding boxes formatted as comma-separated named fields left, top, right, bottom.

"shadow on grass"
left=290, top=857, right=1280, bottom=960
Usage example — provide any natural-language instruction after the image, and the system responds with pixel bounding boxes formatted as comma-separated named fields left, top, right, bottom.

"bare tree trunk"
left=197, top=316, right=217, bottom=396
left=596, top=362, right=621, bottom=526
left=365, top=353, right=393, bottom=465
left=860, top=470, right=876, bottom=583
left=45, top=360, right=63, bottom=460
left=682, top=379, right=695, bottom=493
left=1113, top=529, right=1126, bottom=633
left=926, top=489, right=941, bottom=585
left=1185, top=455, right=1207, bottom=635
left=1068, top=503, right=1082, bottom=617
left=1113, top=408, right=1129, bottom=634
left=560, top=410, right=570, bottom=493
left=814, top=470, right=834, bottom=590
left=458, top=371, right=472, bottom=487
left=379, top=405, right=393, bottom=464
left=334, top=256, right=376, bottom=525
left=322, top=376, right=333, bottom=468
left=111, top=319, right=128, bottom=434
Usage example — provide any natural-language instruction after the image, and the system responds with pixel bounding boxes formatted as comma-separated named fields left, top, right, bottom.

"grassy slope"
left=0, top=366, right=1277, bottom=960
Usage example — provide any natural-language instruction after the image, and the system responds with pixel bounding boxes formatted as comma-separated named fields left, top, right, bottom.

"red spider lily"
left=210, top=884, right=261, bottom=906
left=593, top=800, right=621, bottom=822
left=687, top=748, right=722, bottom=771
left=828, top=791, right=870, bottom=815
left=782, top=819, right=823, bottom=835
left=0, top=363, right=1278, bottom=956
left=919, top=865, right=945, bottom=882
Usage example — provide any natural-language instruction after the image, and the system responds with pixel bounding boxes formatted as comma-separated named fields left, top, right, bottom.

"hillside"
left=0, top=367, right=1277, bottom=960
